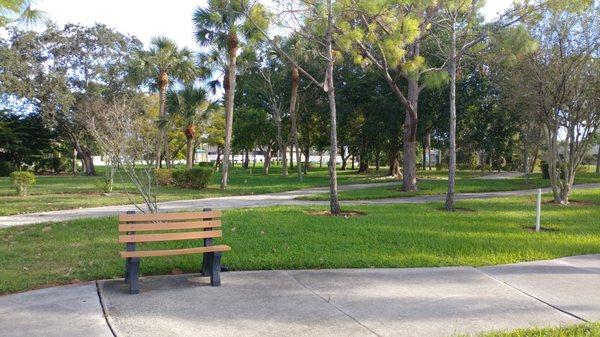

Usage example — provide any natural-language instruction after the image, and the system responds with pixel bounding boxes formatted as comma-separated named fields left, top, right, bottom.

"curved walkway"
left=1, top=183, right=599, bottom=227
left=2, top=254, right=599, bottom=337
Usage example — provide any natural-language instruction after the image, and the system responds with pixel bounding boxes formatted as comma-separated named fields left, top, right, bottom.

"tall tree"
left=193, top=0, right=268, bottom=189
left=243, top=0, right=343, bottom=214
left=129, top=36, right=195, bottom=168
left=0, top=24, right=141, bottom=175
left=436, top=1, right=537, bottom=210
left=519, top=1, right=600, bottom=204
left=336, top=0, right=445, bottom=189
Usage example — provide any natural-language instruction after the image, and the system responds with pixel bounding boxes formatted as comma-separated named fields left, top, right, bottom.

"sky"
left=36, top=0, right=515, bottom=51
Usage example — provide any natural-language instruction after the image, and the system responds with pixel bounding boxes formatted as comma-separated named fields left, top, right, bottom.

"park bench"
left=118, top=208, right=231, bottom=294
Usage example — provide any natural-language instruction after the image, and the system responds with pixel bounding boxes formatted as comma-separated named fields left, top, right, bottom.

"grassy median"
left=1, top=188, right=599, bottom=294
left=297, top=172, right=600, bottom=201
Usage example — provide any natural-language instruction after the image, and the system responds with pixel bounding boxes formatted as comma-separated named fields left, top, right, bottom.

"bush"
left=153, top=168, right=173, bottom=186
left=197, top=162, right=214, bottom=168
left=173, top=167, right=214, bottom=189
left=541, top=161, right=567, bottom=179
left=0, top=161, right=14, bottom=177
left=10, top=171, right=36, bottom=196
left=36, top=156, right=68, bottom=173
left=540, top=161, right=550, bottom=179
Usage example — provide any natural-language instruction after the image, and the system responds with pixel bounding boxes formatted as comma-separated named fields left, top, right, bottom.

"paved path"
left=3, top=254, right=600, bottom=337
left=477, top=172, right=525, bottom=180
left=1, top=183, right=599, bottom=227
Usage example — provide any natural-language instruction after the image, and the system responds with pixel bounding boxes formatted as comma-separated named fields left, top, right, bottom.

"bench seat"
left=120, top=244, right=231, bottom=258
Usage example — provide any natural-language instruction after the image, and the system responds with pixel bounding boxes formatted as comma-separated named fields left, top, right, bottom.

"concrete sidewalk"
left=3, top=255, right=599, bottom=337
left=2, top=183, right=599, bottom=227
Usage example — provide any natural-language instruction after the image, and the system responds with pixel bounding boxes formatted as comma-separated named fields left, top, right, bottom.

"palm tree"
left=0, top=0, right=47, bottom=27
left=129, top=36, right=196, bottom=168
left=193, top=0, right=267, bottom=189
left=166, top=85, right=217, bottom=169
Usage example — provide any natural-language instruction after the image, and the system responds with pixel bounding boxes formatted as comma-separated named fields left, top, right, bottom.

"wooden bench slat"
left=118, top=230, right=222, bottom=243
left=120, top=245, right=231, bottom=258
left=118, top=220, right=221, bottom=232
left=119, top=210, right=221, bottom=223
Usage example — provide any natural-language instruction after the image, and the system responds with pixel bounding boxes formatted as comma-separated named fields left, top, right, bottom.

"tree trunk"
left=243, top=150, right=249, bottom=169
left=596, top=145, right=600, bottom=173
left=215, top=148, right=222, bottom=172
left=423, top=130, right=431, bottom=171
left=388, top=147, right=401, bottom=177
left=303, top=146, right=310, bottom=174
left=289, top=65, right=302, bottom=181
left=340, top=146, right=348, bottom=170
left=325, top=0, right=341, bottom=215
left=445, top=22, right=457, bottom=211
left=375, top=148, right=381, bottom=171
left=319, top=153, right=323, bottom=168
left=72, top=148, right=78, bottom=174
left=402, top=74, right=419, bottom=191
left=186, top=136, right=193, bottom=169
left=428, top=148, right=432, bottom=170
left=156, top=71, right=168, bottom=168
left=274, top=106, right=287, bottom=176
left=264, top=144, right=272, bottom=175
left=80, top=148, right=96, bottom=176
left=289, top=144, right=294, bottom=169
left=358, top=140, right=368, bottom=173
left=221, top=32, right=238, bottom=189
left=351, top=154, right=355, bottom=170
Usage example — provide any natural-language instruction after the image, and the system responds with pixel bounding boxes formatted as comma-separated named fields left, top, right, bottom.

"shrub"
left=0, top=161, right=14, bottom=177
left=153, top=168, right=173, bottom=186
left=541, top=161, right=567, bottom=179
left=173, top=167, right=214, bottom=189
left=10, top=171, right=36, bottom=196
left=197, top=162, right=214, bottom=168
left=540, top=161, right=550, bottom=179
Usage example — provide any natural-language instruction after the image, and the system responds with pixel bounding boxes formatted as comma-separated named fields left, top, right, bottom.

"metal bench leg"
left=129, top=258, right=140, bottom=294
left=209, top=252, right=222, bottom=286
left=125, top=258, right=131, bottom=283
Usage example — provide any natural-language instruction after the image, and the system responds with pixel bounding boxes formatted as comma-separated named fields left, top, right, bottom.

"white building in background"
left=90, top=144, right=445, bottom=167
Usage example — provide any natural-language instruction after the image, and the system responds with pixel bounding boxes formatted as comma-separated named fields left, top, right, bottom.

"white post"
left=535, top=188, right=542, bottom=232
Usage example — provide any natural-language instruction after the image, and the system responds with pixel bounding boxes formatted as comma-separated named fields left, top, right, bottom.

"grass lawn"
left=0, top=165, right=392, bottom=216
left=298, top=172, right=600, bottom=201
left=472, top=322, right=600, bottom=336
left=1, top=188, right=599, bottom=294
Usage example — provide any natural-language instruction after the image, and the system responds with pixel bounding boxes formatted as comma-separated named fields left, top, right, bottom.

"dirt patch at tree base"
left=305, top=210, right=366, bottom=217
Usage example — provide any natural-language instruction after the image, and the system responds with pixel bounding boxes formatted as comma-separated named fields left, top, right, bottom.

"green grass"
left=471, top=322, right=600, bottom=336
left=0, top=165, right=392, bottom=216
left=1, top=188, right=599, bottom=294
left=299, top=172, right=600, bottom=201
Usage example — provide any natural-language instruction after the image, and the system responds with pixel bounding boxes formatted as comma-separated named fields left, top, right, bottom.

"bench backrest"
left=118, top=210, right=222, bottom=244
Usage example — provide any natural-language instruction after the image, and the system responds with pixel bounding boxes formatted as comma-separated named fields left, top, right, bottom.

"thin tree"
left=242, top=0, right=342, bottom=214
left=436, top=1, right=540, bottom=210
